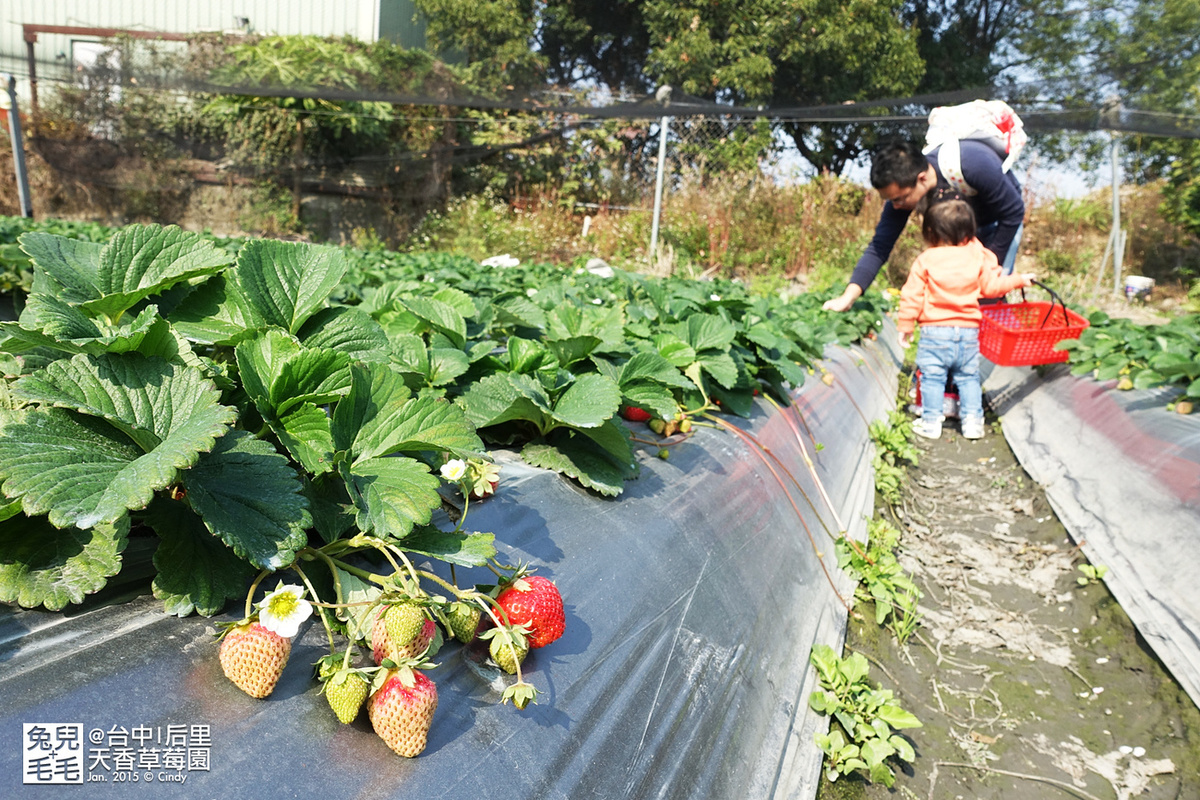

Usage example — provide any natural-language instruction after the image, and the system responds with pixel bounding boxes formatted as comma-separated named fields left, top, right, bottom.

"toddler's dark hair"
left=922, top=197, right=976, bottom=246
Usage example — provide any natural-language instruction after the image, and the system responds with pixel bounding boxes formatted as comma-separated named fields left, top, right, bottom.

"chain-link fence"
left=4, top=31, right=1200, bottom=259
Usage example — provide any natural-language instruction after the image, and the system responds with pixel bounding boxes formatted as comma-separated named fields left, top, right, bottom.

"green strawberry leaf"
left=546, top=335, right=602, bottom=368
left=334, top=363, right=483, bottom=462
left=522, top=432, right=629, bottom=496
left=550, top=373, right=621, bottom=429
left=74, top=224, right=234, bottom=322
left=389, top=333, right=431, bottom=379
left=401, top=295, right=467, bottom=348
left=620, top=381, right=678, bottom=421
left=459, top=372, right=551, bottom=431
left=875, top=703, right=923, bottom=730
left=0, top=356, right=236, bottom=528
left=696, top=351, right=739, bottom=389
left=297, top=306, right=391, bottom=363
left=342, top=455, right=442, bottom=539
left=492, top=296, right=547, bottom=331
left=275, top=403, right=337, bottom=475
left=181, top=430, right=311, bottom=570
left=652, top=333, right=697, bottom=368
left=398, top=526, right=497, bottom=567
left=575, top=419, right=639, bottom=477
left=429, top=347, right=470, bottom=387
left=234, top=238, right=347, bottom=334
left=619, top=350, right=694, bottom=388
left=303, top=472, right=356, bottom=545
left=677, top=313, right=737, bottom=353
left=334, top=569, right=383, bottom=642
left=143, top=498, right=256, bottom=617
left=0, top=513, right=129, bottom=611
left=166, top=274, right=260, bottom=345
left=18, top=232, right=104, bottom=301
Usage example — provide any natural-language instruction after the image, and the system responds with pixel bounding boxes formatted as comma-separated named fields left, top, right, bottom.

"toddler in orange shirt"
left=898, top=196, right=1035, bottom=440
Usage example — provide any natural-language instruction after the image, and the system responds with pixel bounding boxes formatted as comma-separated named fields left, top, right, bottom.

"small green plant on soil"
left=809, top=644, right=922, bottom=787
left=1077, top=563, right=1109, bottom=585
left=869, top=410, right=918, bottom=506
left=836, top=517, right=922, bottom=644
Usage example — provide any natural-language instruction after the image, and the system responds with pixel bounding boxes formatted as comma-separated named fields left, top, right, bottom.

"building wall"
left=1, top=1, right=426, bottom=89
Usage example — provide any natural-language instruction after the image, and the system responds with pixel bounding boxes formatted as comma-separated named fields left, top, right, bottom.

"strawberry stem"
left=243, top=569, right=271, bottom=620
left=292, top=564, right=336, bottom=652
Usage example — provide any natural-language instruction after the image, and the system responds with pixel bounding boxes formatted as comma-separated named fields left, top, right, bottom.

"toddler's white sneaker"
left=912, top=417, right=943, bottom=440
left=961, top=417, right=985, bottom=440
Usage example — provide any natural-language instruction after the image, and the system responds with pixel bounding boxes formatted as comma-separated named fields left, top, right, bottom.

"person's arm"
left=977, top=244, right=1034, bottom=297
left=896, top=256, right=927, bottom=347
left=960, top=141, right=1024, bottom=263
left=823, top=202, right=911, bottom=311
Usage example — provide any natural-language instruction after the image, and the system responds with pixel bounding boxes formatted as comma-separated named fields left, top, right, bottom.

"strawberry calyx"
left=501, top=681, right=539, bottom=710
left=371, top=655, right=436, bottom=694
left=213, top=615, right=259, bottom=641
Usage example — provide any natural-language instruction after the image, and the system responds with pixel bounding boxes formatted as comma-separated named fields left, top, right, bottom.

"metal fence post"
left=1110, top=132, right=1123, bottom=295
left=649, top=115, right=669, bottom=261
left=3, top=74, right=34, bottom=218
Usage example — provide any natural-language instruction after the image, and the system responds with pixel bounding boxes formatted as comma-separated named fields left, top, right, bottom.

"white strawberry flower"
left=710, top=293, right=721, bottom=301
left=440, top=458, right=467, bottom=482
left=257, top=584, right=312, bottom=638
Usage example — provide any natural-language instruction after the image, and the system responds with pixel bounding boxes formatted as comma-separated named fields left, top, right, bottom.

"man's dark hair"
left=922, top=198, right=977, bottom=247
left=869, top=140, right=929, bottom=189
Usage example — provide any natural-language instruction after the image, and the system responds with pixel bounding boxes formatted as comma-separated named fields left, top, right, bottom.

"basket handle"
left=1029, top=279, right=1070, bottom=328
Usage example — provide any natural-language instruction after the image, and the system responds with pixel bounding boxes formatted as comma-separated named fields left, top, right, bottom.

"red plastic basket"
left=979, top=282, right=1089, bottom=366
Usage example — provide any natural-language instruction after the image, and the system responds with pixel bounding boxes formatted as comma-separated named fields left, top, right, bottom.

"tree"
left=1013, top=0, right=1200, bottom=232
left=642, top=0, right=925, bottom=174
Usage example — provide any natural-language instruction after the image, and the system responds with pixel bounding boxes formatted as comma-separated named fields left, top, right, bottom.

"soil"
left=819, top=409, right=1200, bottom=800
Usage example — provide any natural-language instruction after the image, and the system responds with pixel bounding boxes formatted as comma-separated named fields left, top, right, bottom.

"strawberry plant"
left=1057, top=311, right=1200, bottom=403
left=869, top=410, right=918, bottom=507
left=0, top=223, right=488, bottom=614
left=809, top=644, right=921, bottom=787
left=836, top=517, right=922, bottom=644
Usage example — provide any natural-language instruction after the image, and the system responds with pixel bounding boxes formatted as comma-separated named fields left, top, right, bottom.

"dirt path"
left=823, top=415, right=1200, bottom=800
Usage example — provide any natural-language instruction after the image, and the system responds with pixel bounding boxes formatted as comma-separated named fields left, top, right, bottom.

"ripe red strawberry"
left=368, top=667, right=438, bottom=758
left=495, top=575, right=565, bottom=649
left=324, top=668, right=371, bottom=724
left=372, top=611, right=435, bottom=665
left=620, top=405, right=652, bottom=422
left=218, top=621, right=290, bottom=699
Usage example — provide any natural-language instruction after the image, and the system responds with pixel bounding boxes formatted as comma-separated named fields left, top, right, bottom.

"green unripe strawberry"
left=482, top=625, right=529, bottom=674
left=325, top=668, right=370, bottom=724
left=384, top=602, right=426, bottom=647
left=446, top=601, right=482, bottom=644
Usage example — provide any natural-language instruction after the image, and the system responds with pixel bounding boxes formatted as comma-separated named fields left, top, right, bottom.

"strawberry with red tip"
left=371, top=606, right=436, bottom=665
left=368, top=661, right=439, bottom=758
left=495, top=572, right=565, bottom=649
left=620, top=405, right=653, bottom=422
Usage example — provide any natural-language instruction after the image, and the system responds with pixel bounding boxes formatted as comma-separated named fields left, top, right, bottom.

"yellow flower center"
left=268, top=592, right=299, bottom=619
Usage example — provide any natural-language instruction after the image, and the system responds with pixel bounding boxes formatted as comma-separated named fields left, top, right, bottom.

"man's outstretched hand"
left=822, top=284, right=863, bottom=312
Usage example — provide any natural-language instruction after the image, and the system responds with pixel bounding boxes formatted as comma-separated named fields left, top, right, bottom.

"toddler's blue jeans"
left=916, top=325, right=983, bottom=423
